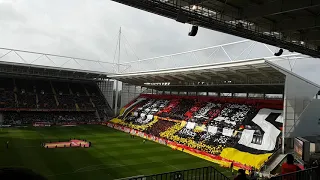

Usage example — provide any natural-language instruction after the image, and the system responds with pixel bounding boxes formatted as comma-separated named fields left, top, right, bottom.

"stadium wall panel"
left=288, top=99, right=320, bottom=137
left=283, top=73, right=320, bottom=137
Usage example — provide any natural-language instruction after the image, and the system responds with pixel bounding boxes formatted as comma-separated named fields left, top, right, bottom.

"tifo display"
left=43, top=139, right=91, bottom=148
left=109, top=94, right=284, bottom=172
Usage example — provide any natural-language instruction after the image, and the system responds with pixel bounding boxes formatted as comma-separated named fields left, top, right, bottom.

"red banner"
left=33, top=122, right=51, bottom=127
left=56, top=122, right=77, bottom=126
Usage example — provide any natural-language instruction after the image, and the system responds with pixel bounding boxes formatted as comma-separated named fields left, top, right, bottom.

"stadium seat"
left=1, top=77, right=111, bottom=125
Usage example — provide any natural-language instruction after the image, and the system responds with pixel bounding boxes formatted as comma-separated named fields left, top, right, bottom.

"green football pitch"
left=0, top=125, right=231, bottom=180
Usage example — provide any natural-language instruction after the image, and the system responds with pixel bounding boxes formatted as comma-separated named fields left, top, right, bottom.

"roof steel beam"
left=276, top=16, right=320, bottom=32
left=169, top=74, right=185, bottom=81
left=180, top=73, right=198, bottom=81
left=225, top=67, right=263, bottom=83
left=122, top=77, right=141, bottom=84
left=160, top=75, right=178, bottom=81
left=111, top=0, right=320, bottom=58
left=247, top=65, right=271, bottom=78
left=193, top=72, right=212, bottom=80
left=132, top=76, right=149, bottom=82
left=208, top=71, right=228, bottom=79
left=150, top=76, right=168, bottom=82
left=296, top=31, right=320, bottom=41
left=224, top=68, right=247, bottom=79
left=242, top=0, right=320, bottom=20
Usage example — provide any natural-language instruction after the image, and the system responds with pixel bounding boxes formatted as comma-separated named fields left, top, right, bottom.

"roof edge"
left=110, top=59, right=267, bottom=77
left=265, top=60, right=320, bottom=89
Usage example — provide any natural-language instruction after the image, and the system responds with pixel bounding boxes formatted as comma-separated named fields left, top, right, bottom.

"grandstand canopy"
left=0, top=47, right=125, bottom=81
left=112, top=0, right=320, bottom=58
left=0, top=61, right=108, bottom=81
left=110, top=59, right=320, bottom=94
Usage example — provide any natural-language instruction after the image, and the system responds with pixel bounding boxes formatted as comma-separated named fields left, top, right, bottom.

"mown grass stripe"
left=0, top=125, right=231, bottom=180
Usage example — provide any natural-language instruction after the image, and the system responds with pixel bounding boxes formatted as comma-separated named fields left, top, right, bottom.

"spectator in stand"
left=38, top=90, right=56, bottom=109
left=3, top=112, right=98, bottom=125
left=281, top=154, right=301, bottom=175
left=234, top=169, right=248, bottom=180
left=311, top=159, right=318, bottom=168
left=145, top=120, right=175, bottom=137
left=249, top=169, right=257, bottom=180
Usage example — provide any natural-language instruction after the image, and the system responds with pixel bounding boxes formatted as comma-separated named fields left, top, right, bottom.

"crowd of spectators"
left=123, top=98, right=263, bottom=156
left=37, top=93, right=56, bottom=109
left=0, top=77, right=111, bottom=125
left=214, top=104, right=254, bottom=128
left=0, top=78, right=16, bottom=108
left=36, top=80, right=57, bottom=109
left=166, top=99, right=195, bottom=120
left=125, top=99, right=169, bottom=125
left=15, top=79, right=36, bottom=108
left=145, top=120, right=175, bottom=137
left=0, top=89, right=15, bottom=108
left=3, top=112, right=98, bottom=125
left=189, top=102, right=221, bottom=124
left=56, top=94, right=76, bottom=109
left=84, top=83, right=110, bottom=120
left=17, top=92, right=37, bottom=108
left=0, top=78, right=108, bottom=111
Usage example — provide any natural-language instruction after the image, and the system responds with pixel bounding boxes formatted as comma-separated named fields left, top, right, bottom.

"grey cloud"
left=0, top=0, right=318, bottom=84
left=0, top=2, right=26, bottom=22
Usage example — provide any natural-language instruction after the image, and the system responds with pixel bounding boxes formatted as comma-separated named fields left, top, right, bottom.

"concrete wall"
left=121, top=83, right=146, bottom=108
left=97, top=80, right=114, bottom=108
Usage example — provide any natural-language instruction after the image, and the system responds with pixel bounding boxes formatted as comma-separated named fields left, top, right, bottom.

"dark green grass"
left=0, top=125, right=231, bottom=179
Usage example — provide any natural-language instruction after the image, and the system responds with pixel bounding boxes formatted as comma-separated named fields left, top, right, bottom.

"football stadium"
left=1, top=0, right=320, bottom=180
left=0, top=44, right=319, bottom=180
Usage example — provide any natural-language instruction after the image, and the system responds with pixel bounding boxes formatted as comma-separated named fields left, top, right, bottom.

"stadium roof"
left=0, top=61, right=108, bottom=81
left=112, top=0, right=320, bottom=58
left=110, top=59, right=320, bottom=94
left=0, top=47, right=128, bottom=81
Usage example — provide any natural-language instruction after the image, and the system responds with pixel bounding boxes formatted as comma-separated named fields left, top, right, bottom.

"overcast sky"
left=0, top=0, right=319, bottom=84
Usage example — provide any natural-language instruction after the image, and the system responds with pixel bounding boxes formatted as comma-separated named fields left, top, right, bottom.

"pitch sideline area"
left=0, top=125, right=232, bottom=179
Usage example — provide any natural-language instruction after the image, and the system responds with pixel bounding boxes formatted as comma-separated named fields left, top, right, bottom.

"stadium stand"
left=3, top=112, right=97, bottom=125
left=84, top=83, right=111, bottom=119
left=0, top=78, right=15, bottom=108
left=15, top=79, right=37, bottom=108
left=110, top=94, right=284, bottom=171
left=35, top=80, right=57, bottom=109
left=145, top=120, right=175, bottom=137
left=0, top=77, right=111, bottom=125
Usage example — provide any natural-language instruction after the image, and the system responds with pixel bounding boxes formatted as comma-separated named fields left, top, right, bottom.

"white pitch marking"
left=113, top=175, right=145, bottom=180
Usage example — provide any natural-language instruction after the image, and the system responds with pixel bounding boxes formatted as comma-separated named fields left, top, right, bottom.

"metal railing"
left=270, top=167, right=319, bottom=180
left=128, top=166, right=230, bottom=180
left=259, top=147, right=282, bottom=172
